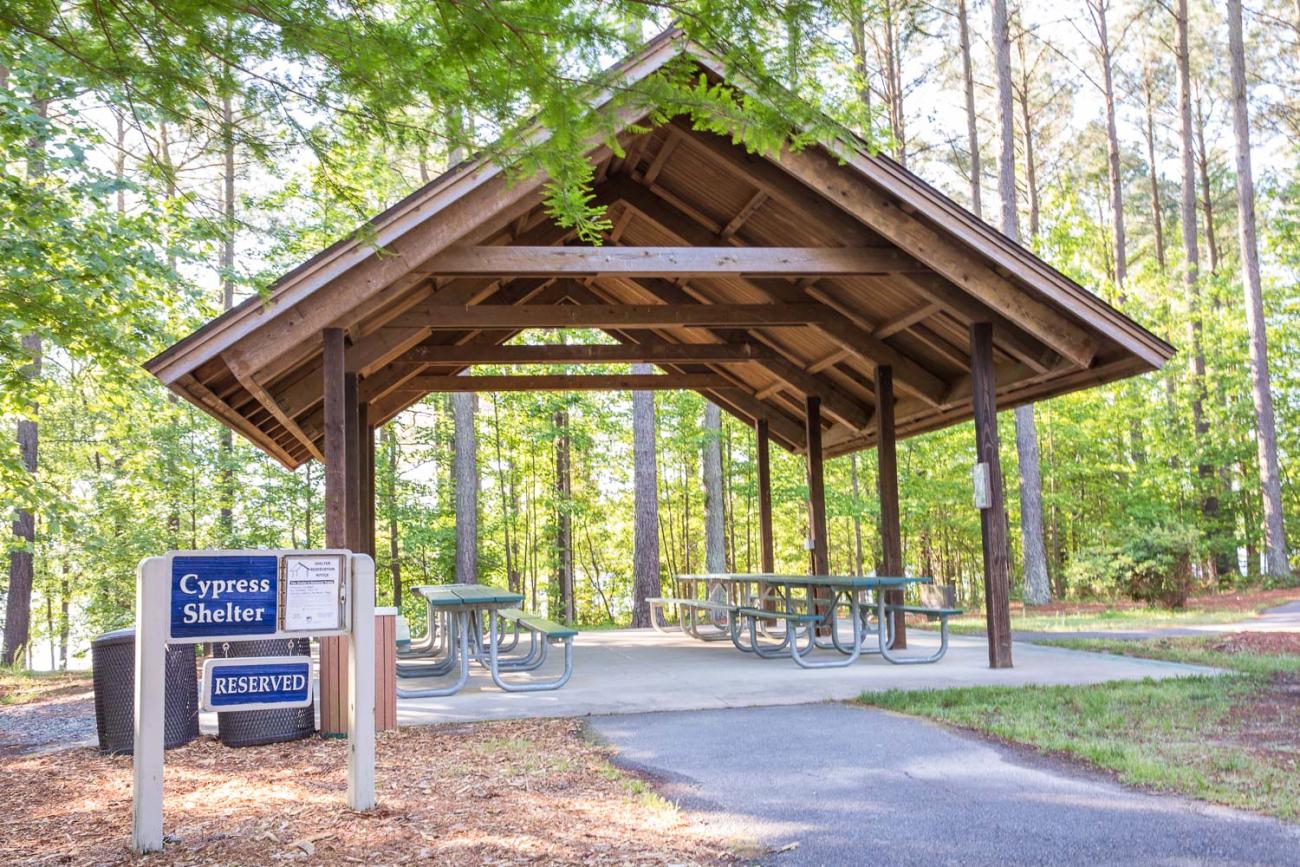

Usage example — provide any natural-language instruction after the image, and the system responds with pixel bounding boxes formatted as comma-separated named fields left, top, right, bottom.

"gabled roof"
left=146, top=30, right=1173, bottom=470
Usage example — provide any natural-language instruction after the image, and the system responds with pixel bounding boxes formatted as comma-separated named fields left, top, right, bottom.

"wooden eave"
left=146, top=32, right=1173, bottom=472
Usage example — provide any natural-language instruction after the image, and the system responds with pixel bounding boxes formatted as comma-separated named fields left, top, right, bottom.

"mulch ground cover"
left=0, top=718, right=736, bottom=866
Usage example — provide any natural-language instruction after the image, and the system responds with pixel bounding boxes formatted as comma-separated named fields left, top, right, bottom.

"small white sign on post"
left=132, top=549, right=375, bottom=855
left=282, top=553, right=347, bottom=633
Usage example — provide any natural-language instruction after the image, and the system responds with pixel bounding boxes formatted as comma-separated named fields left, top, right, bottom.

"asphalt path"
left=589, top=703, right=1300, bottom=867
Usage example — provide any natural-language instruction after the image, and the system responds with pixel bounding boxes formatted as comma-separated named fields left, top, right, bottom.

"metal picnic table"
left=396, top=584, right=575, bottom=696
left=651, top=573, right=954, bottom=667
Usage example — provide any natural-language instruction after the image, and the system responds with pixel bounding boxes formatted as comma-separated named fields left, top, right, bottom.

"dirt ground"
left=0, top=718, right=735, bottom=866
left=1213, top=632, right=1300, bottom=775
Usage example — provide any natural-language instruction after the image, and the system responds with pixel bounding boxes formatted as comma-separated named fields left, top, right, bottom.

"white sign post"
left=132, top=549, right=375, bottom=855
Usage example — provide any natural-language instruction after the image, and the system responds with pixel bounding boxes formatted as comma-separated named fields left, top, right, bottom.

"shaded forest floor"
left=948, top=585, right=1300, bottom=634
left=862, top=632, right=1300, bottom=822
left=0, top=668, right=92, bottom=706
left=0, top=718, right=737, bottom=866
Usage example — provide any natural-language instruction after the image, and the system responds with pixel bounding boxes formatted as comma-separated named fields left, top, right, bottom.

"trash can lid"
left=92, top=627, right=135, bottom=648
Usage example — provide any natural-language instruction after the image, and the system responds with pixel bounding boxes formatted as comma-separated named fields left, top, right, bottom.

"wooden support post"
left=805, top=396, right=831, bottom=634
left=321, top=328, right=350, bottom=735
left=343, top=373, right=361, bottom=551
left=324, top=330, right=348, bottom=548
left=875, top=365, right=906, bottom=649
left=970, top=323, right=1014, bottom=668
left=360, top=416, right=376, bottom=560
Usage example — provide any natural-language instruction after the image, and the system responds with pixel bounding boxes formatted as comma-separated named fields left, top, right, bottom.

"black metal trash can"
left=214, top=638, right=315, bottom=747
left=91, top=627, right=199, bottom=754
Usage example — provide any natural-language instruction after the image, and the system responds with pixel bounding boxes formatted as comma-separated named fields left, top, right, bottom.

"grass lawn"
left=0, top=668, right=92, bottom=706
left=946, top=585, right=1300, bottom=635
left=859, top=633, right=1300, bottom=821
left=946, top=606, right=1251, bottom=635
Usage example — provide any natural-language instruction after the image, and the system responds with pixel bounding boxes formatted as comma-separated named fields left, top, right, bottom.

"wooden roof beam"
left=395, top=341, right=776, bottom=366
left=394, top=373, right=736, bottom=393
left=228, top=367, right=325, bottom=462
left=175, top=374, right=299, bottom=470
left=422, top=245, right=920, bottom=278
left=720, top=190, right=768, bottom=240
left=874, top=302, right=943, bottom=338
left=410, top=303, right=829, bottom=330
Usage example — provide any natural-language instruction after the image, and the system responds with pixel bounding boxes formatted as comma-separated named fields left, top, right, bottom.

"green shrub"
left=1065, top=521, right=1202, bottom=608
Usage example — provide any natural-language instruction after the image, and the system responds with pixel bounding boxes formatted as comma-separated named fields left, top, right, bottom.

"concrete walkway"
left=396, top=627, right=1217, bottom=726
left=589, top=704, right=1300, bottom=867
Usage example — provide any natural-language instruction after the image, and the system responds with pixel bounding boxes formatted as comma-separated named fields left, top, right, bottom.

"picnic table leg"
left=396, top=612, right=461, bottom=677
left=790, top=595, right=861, bottom=669
left=878, top=609, right=952, bottom=665
left=487, top=612, right=574, bottom=692
left=648, top=600, right=679, bottom=634
left=395, top=610, right=471, bottom=697
left=746, top=614, right=795, bottom=659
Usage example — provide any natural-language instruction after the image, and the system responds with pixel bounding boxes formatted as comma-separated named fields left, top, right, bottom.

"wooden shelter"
left=147, top=31, right=1173, bottom=731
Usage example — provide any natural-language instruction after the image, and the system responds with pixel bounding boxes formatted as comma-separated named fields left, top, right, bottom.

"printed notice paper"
left=281, top=554, right=345, bottom=632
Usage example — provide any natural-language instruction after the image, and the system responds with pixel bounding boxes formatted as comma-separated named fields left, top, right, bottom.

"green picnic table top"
left=676, top=573, right=930, bottom=590
left=413, top=584, right=524, bottom=606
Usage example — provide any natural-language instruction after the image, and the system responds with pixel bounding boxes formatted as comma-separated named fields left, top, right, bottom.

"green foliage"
left=1065, top=520, right=1202, bottom=607
left=2, top=2, right=1299, bottom=670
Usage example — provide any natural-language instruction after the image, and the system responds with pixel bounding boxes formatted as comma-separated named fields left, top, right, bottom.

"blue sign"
left=202, top=657, right=313, bottom=711
left=170, top=555, right=279, bottom=640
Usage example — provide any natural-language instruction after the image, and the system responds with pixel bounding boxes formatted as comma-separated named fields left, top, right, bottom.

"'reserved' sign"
left=200, top=656, right=314, bottom=712
left=169, top=555, right=279, bottom=641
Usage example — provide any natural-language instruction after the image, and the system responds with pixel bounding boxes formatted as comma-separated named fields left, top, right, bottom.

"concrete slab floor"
left=395, top=627, right=1218, bottom=726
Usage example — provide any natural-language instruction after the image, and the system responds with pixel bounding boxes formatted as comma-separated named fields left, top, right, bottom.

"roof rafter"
left=669, top=120, right=1098, bottom=369
left=599, top=181, right=947, bottom=406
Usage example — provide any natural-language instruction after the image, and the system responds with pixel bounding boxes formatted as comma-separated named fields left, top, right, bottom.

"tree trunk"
left=1228, top=0, right=1291, bottom=576
left=58, top=562, right=69, bottom=670
left=490, top=396, right=518, bottom=594
left=995, top=0, right=1051, bottom=606
left=383, top=426, right=402, bottom=606
left=850, top=452, right=865, bottom=575
left=1175, top=0, right=1219, bottom=574
left=1092, top=0, right=1127, bottom=292
left=218, top=87, right=235, bottom=539
left=1015, top=31, right=1041, bottom=238
left=1142, top=66, right=1167, bottom=271
left=959, top=0, right=982, bottom=218
left=631, top=364, right=661, bottom=626
left=3, top=93, right=47, bottom=668
left=1195, top=95, right=1220, bottom=275
left=453, top=392, right=478, bottom=584
left=553, top=408, right=574, bottom=621
left=848, top=0, right=872, bottom=123
left=702, top=402, right=727, bottom=574
left=874, top=0, right=907, bottom=166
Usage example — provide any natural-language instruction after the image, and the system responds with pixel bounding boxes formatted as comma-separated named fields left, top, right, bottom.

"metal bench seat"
left=647, top=597, right=737, bottom=641
left=486, top=609, right=574, bottom=692
left=875, top=602, right=961, bottom=664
